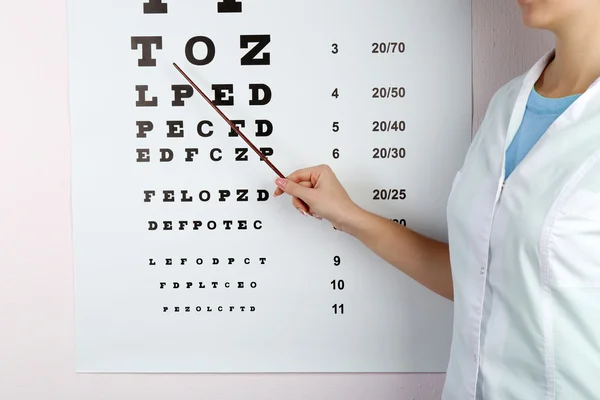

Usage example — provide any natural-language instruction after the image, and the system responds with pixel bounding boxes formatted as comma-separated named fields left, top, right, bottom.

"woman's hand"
left=273, top=164, right=362, bottom=230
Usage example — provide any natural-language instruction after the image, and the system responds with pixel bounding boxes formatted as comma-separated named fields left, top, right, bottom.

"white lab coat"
left=443, top=49, right=600, bottom=399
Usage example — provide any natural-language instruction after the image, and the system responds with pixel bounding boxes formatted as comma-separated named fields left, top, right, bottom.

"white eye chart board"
left=68, top=0, right=472, bottom=373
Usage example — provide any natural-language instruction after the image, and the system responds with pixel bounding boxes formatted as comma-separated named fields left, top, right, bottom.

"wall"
left=473, top=1, right=554, bottom=130
left=0, top=1, right=552, bottom=399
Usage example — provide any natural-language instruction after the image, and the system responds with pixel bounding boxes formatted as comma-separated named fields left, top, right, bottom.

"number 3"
left=332, top=43, right=338, bottom=54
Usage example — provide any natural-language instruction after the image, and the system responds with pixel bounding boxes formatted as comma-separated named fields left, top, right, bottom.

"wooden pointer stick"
left=172, top=63, right=315, bottom=218
left=173, top=62, right=285, bottom=179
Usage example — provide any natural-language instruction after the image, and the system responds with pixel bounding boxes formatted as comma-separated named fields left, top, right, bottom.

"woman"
left=274, top=0, right=600, bottom=399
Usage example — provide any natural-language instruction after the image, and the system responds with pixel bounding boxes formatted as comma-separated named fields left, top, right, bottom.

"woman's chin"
left=520, top=11, right=555, bottom=30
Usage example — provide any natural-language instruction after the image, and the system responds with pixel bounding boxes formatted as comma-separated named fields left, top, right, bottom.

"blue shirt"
left=505, top=88, right=581, bottom=178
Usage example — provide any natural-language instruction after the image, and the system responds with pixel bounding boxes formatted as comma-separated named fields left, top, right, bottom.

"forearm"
left=340, top=207, right=453, bottom=301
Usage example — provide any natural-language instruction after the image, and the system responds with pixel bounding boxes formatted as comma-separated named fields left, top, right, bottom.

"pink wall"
left=473, top=1, right=554, bottom=130
left=0, top=1, right=552, bottom=399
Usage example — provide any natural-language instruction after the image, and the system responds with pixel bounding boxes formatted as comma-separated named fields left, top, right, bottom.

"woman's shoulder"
left=488, top=73, right=528, bottom=109
left=472, top=73, right=528, bottom=141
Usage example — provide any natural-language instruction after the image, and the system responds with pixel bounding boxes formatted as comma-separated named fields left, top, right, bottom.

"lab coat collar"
left=498, top=48, right=600, bottom=191
left=504, top=48, right=600, bottom=151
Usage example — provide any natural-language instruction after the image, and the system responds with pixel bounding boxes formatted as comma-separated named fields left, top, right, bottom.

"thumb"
left=275, top=178, right=311, bottom=200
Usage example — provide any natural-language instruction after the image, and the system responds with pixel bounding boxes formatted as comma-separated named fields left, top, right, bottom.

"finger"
left=274, top=178, right=314, bottom=198
left=275, top=177, right=313, bottom=200
left=293, top=182, right=322, bottom=220
left=292, top=197, right=309, bottom=215
left=273, top=166, right=323, bottom=197
left=284, top=166, right=320, bottom=182
left=274, top=180, right=311, bottom=197
left=292, top=182, right=313, bottom=215
left=292, top=181, right=311, bottom=213
left=284, top=164, right=329, bottom=186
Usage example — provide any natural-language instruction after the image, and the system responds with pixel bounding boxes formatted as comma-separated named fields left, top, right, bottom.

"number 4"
left=332, top=88, right=339, bottom=98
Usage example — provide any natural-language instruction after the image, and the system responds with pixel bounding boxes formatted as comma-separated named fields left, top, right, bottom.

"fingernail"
left=312, top=213, right=323, bottom=220
left=275, top=178, right=286, bottom=188
left=298, top=208, right=308, bottom=216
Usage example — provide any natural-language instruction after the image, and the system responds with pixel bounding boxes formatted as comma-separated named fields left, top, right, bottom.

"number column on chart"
left=329, top=41, right=345, bottom=316
left=370, top=39, right=409, bottom=229
left=326, top=37, right=410, bottom=317
left=331, top=255, right=344, bottom=314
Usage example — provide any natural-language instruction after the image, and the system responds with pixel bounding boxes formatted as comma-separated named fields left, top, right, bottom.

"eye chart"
left=68, top=0, right=472, bottom=373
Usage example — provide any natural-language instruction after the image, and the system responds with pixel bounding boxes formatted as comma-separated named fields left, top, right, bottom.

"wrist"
left=337, top=203, right=370, bottom=236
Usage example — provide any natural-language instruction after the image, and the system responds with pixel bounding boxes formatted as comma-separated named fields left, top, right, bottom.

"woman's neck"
left=536, top=14, right=600, bottom=98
